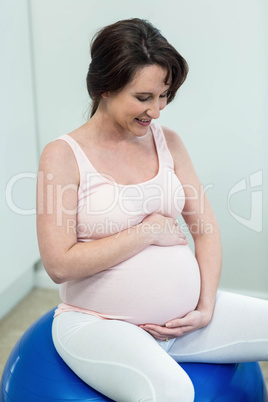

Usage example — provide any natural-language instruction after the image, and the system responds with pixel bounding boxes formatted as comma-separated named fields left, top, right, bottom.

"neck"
left=85, top=106, right=147, bottom=144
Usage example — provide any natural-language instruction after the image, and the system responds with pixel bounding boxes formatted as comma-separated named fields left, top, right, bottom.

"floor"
left=1, top=287, right=268, bottom=391
left=0, top=288, right=61, bottom=377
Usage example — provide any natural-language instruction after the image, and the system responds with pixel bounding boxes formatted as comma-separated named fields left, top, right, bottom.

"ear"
left=102, top=92, right=110, bottom=98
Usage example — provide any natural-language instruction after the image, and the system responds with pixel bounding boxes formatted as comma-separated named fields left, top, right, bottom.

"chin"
left=131, top=123, right=151, bottom=137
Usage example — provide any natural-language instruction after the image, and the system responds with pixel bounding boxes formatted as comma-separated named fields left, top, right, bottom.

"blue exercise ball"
left=0, top=308, right=267, bottom=401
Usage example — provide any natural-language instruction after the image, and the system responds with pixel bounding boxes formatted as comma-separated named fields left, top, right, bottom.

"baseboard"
left=220, top=286, right=268, bottom=300
left=34, top=259, right=59, bottom=290
left=0, top=268, right=35, bottom=320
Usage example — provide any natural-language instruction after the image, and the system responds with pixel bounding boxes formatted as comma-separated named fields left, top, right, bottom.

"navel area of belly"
left=104, top=244, right=201, bottom=325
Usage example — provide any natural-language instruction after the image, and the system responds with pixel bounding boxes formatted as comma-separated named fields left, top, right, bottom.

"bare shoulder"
left=161, top=125, right=180, bottom=143
left=161, top=126, right=190, bottom=168
left=38, top=138, right=79, bottom=185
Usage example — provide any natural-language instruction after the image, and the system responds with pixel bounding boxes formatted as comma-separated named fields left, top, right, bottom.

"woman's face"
left=103, top=64, right=170, bottom=137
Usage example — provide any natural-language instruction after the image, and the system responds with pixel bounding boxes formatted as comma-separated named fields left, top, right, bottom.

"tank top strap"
left=55, top=134, right=95, bottom=188
left=56, top=125, right=175, bottom=186
left=151, top=123, right=174, bottom=170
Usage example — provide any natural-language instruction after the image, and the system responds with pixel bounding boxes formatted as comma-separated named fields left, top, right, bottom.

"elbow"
left=46, top=267, right=65, bottom=284
left=43, top=260, right=69, bottom=285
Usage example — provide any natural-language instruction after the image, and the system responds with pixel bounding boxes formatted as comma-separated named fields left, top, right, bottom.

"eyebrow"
left=135, top=89, right=169, bottom=95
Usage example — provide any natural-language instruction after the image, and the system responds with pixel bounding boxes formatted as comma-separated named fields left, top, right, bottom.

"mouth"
left=135, top=118, right=152, bottom=127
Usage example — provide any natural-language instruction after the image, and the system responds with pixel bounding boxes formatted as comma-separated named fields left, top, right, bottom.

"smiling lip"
left=135, top=118, right=152, bottom=127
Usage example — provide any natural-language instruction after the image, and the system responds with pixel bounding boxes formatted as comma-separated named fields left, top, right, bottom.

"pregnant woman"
left=36, top=18, right=268, bottom=401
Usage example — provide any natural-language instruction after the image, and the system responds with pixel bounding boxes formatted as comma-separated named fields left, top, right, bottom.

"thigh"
left=52, top=312, right=194, bottom=402
left=168, top=291, right=268, bottom=363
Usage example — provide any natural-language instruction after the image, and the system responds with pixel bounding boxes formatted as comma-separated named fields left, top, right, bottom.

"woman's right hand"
left=140, top=213, right=188, bottom=247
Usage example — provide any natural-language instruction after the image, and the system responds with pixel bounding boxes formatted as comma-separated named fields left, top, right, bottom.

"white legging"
left=52, top=291, right=268, bottom=402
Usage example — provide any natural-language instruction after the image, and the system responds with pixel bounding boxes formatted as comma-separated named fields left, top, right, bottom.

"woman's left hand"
left=139, top=309, right=212, bottom=341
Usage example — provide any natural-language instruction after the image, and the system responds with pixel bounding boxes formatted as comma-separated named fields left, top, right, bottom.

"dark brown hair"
left=87, top=18, right=189, bottom=117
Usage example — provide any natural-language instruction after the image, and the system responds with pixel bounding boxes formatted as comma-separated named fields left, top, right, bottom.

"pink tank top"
left=55, top=123, right=200, bottom=325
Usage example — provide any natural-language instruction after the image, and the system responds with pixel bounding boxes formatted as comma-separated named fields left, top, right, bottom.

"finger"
left=174, top=326, right=195, bottom=337
left=176, top=226, right=184, bottom=234
left=142, top=325, right=170, bottom=336
left=144, top=326, right=193, bottom=339
left=142, top=324, right=177, bottom=337
left=142, top=324, right=165, bottom=333
left=176, top=228, right=188, bottom=242
left=141, top=327, right=164, bottom=339
left=165, top=315, right=192, bottom=328
left=177, top=237, right=188, bottom=245
left=144, top=329, right=171, bottom=341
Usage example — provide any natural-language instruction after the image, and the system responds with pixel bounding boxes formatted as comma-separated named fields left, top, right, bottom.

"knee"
left=163, top=380, right=194, bottom=402
left=154, top=369, right=195, bottom=402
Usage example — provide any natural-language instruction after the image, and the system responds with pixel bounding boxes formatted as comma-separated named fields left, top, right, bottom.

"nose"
left=147, top=100, right=161, bottom=120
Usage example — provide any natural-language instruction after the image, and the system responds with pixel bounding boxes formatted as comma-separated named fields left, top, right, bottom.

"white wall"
left=1, top=0, right=267, bottom=319
left=30, top=0, right=268, bottom=297
left=0, top=0, right=40, bottom=319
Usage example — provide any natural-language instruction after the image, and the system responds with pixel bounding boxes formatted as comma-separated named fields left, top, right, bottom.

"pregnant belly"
left=61, top=245, right=201, bottom=325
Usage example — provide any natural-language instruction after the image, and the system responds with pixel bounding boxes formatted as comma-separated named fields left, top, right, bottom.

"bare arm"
left=140, top=127, right=222, bottom=339
left=169, top=129, right=222, bottom=322
left=37, top=139, right=187, bottom=284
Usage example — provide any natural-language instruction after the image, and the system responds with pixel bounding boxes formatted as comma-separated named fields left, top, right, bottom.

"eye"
left=137, top=94, right=167, bottom=102
left=137, top=97, right=150, bottom=102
